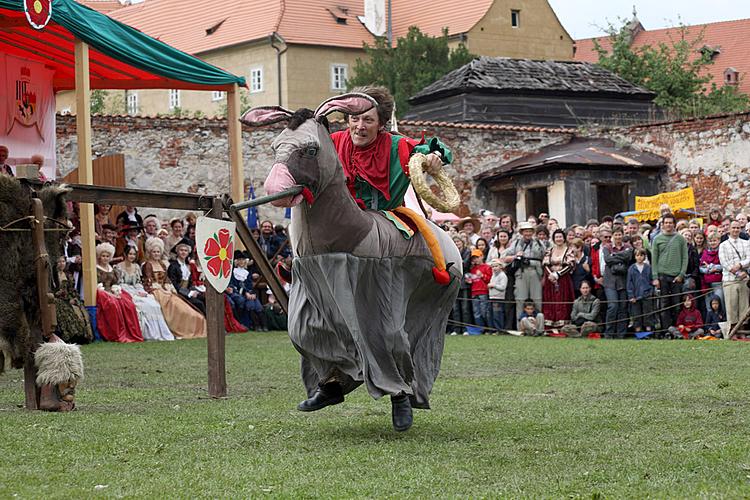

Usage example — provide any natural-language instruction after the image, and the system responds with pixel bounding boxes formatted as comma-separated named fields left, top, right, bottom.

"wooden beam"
left=227, top=84, right=244, bottom=206
left=206, top=197, right=227, bottom=398
left=75, top=40, right=97, bottom=307
left=61, top=183, right=214, bottom=211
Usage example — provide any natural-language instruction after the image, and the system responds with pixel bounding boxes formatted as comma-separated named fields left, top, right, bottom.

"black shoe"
left=297, top=383, right=344, bottom=412
left=391, top=394, right=413, bottom=432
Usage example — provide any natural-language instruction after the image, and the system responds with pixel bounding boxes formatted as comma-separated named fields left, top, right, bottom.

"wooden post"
left=227, top=84, right=244, bottom=206
left=24, top=198, right=50, bottom=409
left=206, top=197, right=227, bottom=398
left=74, top=40, right=97, bottom=307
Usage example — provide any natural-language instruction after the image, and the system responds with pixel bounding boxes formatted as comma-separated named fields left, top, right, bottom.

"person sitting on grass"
left=563, top=280, right=600, bottom=338
left=702, top=296, right=726, bottom=339
left=667, top=294, right=704, bottom=339
left=518, top=300, right=544, bottom=337
left=627, top=248, right=655, bottom=337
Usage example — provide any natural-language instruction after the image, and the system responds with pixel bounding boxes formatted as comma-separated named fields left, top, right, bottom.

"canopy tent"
left=1, top=0, right=247, bottom=308
left=0, top=0, right=246, bottom=90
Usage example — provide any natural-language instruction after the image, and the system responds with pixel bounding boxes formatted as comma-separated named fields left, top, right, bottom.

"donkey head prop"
left=240, top=93, right=377, bottom=207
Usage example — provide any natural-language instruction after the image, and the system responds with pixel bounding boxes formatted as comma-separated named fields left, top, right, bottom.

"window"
left=212, top=90, right=226, bottom=101
left=169, top=89, right=180, bottom=109
left=725, top=68, right=739, bottom=85
left=331, top=64, right=348, bottom=91
left=511, top=9, right=520, bottom=28
left=127, top=92, right=138, bottom=115
left=250, top=67, right=263, bottom=93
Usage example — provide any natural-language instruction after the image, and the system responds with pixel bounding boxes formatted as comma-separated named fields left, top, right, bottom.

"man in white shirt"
left=0, top=145, right=13, bottom=176
left=718, top=220, right=750, bottom=336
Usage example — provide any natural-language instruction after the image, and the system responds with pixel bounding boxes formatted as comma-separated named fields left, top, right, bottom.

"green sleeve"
left=413, top=137, right=453, bottom=164
left=678, top=235, right=688, bottom=278
left=651, top=236, right=660, bottom=280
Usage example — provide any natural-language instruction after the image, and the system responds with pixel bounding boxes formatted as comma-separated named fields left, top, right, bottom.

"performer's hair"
left=348, top=85, right=394, bottom=127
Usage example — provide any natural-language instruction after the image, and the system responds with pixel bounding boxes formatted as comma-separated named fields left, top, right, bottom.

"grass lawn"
left=1, top=333, right=749, bottom=498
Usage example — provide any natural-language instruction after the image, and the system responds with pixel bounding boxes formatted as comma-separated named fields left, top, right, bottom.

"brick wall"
left=56, top=111, right=750, bottom=222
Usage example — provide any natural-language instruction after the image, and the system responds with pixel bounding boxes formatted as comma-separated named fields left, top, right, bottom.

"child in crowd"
left=626, top=248, right=654, bottom=336
left=699, top=233, right=724, bottom=315
left=466, top=249, right=492, bottom=329
left=667, top=294, right=704, bottom=339
left=227, top=251, right=268, bottom=331
left=518, top=300, right=544, bottom=336
left=564, top=280, right=600, bottom=337
left=703, top=296, right=726, bottom=339
left=488, top=258, right=507, bottom=331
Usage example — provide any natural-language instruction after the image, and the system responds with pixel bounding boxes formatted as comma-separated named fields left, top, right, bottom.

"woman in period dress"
left=115, top=245, right=174, bottom=341
left=54, top=256, right=93, bottom=344
left=142, top=237, right=207, bottom=339
left=542, top=229, right=576, bottom=328
left=95, top=243, right=144, bottom=343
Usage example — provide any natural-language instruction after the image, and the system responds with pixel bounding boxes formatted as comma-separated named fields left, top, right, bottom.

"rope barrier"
left=447, top=285, right=746, bottom=336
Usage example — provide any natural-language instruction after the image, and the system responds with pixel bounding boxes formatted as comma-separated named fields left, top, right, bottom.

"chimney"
left=358, top=0, right=386, bottom=37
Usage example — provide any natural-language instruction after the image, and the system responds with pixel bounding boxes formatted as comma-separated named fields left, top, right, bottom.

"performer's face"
left=348, top=107, right=381, bottom=148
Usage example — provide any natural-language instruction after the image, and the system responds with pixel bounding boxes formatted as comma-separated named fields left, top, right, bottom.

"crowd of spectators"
left=444, top=205, right=750, bottom=340
left=58, top=203, right=292, bottom=344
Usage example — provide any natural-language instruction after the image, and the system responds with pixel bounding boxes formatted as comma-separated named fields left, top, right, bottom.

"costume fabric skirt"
left=96, top=289, right=144, bottom=343
left=224, top=295, right=246, bottom=333
left=542, top=273, right=574, bottom=325
left=121, top=284, right=174, bottom=341
left=152, top=288, right=207, bottom=339
left=289, top=253, right=459, bottom=409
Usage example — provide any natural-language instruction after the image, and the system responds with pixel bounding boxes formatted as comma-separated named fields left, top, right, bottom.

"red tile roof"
left=107, top=0, right=494, bottom=54
left=574, top=18, right=750, bottom=96
left=80, top=0, right=126, bottom=14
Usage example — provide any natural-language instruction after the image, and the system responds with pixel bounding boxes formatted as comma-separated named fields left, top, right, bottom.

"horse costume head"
left=241, top=94, right=377, bottom=208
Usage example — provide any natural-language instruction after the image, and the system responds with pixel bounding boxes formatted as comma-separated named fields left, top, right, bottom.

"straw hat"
left=517, top=221, right=535, bottom=231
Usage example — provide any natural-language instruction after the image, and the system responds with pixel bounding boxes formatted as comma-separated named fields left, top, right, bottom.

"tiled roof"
left=79, top=0, right=126, bottom=14
left=574, top=17, right=750, bottom=96
left=409, top=56, right=655, bottom=103
left=107, top=0, right=493, bottom=54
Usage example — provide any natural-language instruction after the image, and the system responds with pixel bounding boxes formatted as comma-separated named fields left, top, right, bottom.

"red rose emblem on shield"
left=203, top=228, right=234, bottom=279
left=24, top=0, right=51, bottom=30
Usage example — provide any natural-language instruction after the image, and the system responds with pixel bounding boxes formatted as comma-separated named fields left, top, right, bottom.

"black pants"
left=658, top=275, right=683, bottom=330
left=630, top=297, right=654, bottom=330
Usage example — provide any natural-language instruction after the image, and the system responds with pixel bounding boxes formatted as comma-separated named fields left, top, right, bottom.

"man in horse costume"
left=242, top=87, right=461, bottom=432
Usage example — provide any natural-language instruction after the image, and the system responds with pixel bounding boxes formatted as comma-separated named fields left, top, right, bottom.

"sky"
left=547, top=0, right=750, bottom=39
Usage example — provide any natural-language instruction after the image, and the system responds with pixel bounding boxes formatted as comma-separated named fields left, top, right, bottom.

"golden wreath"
left=409, top=152, right=460, bottom=213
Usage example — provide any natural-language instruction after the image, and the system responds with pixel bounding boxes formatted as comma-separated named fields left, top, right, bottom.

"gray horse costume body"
left=243, top=94, right=461, bottom=411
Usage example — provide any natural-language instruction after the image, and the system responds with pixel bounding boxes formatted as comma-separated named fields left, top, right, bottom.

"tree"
left=594, top=21, right=749, bottom=118
left=90, top=90, right=107, bottom=114
left=348, top=27, right=475, bottom=116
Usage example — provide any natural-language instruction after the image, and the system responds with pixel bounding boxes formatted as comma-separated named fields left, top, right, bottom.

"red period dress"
left=542, top=247, right=575, bottom=326
left=96, top=265, right=144, bottom=343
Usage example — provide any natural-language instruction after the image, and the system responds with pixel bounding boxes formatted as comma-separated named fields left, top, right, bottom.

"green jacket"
left=355, top=135, right=452, bottom=211
left=571, top=295, right=600, bottom=322
left=651, top=232, right=688, bottom=279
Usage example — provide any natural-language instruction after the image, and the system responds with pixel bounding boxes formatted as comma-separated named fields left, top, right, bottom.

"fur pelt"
left=0, top=176, right=70, bottom=373
left=34, top=342, right=84, bottom=385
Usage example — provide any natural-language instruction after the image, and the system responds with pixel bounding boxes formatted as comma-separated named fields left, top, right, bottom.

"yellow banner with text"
left=634, top=188, right=696, bottom=221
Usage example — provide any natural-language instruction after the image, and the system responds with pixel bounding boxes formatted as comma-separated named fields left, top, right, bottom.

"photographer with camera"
left=504, top=221, right=545, bottom=322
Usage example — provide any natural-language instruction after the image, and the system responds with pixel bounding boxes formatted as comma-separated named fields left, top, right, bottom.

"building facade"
left=58, top=0, right=574, bottom=116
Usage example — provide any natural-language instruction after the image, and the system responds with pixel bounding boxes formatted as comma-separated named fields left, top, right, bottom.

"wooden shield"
left=196, top=216, right=236, bottom=293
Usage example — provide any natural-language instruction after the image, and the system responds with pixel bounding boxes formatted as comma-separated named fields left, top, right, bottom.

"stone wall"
left=608, top=112, right=750, bottom=215
left=56, top=111, right=750, bottom=222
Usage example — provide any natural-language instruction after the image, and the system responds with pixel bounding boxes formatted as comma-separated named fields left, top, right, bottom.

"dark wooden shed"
left=405, top=57, right=661, bottom=128
left=473, top=138, right=667, bottom=227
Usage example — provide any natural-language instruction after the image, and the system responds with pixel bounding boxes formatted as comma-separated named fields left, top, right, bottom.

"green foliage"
left=349, top=27, right=476, bottom=116
left=106, top=93, right=126, bottom=115
left=216, top=89, right=252, bottom=118
left=90, top=89, right=107, bottom=115
left=594, top=21, right=750, bottom=118
left=1, top=334, right=749, bottom=497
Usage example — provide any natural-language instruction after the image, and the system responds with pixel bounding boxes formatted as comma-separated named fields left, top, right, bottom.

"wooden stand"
left=206, top=197, right=227, bottom=398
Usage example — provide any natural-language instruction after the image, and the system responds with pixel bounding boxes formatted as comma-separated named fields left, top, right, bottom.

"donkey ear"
left=240, top=106, right=294, bottom=126
left=314, top=93, right=378, bottom=119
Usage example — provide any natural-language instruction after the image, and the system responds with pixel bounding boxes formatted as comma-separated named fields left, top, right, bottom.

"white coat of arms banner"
left=196, top=216, right=236, bottom=294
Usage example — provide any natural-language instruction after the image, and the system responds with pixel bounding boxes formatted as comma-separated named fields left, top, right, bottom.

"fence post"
left=206, top=197, right=227, bottom=398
